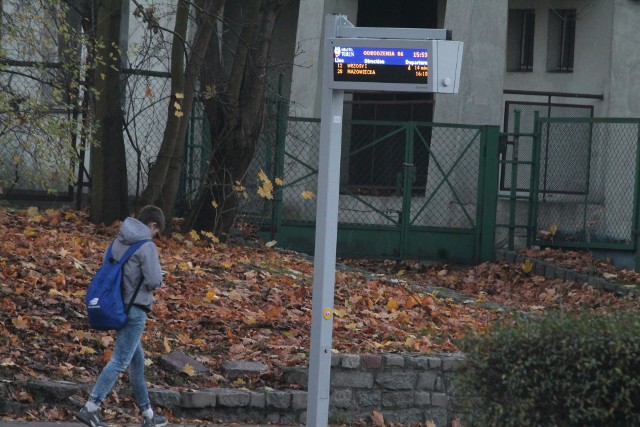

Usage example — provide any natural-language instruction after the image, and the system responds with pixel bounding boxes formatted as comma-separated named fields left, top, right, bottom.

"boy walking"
left=77, top=205, right=168, bottom=427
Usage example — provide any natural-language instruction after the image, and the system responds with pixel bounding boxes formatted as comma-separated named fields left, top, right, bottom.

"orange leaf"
left=11, top=316, right=29, bottom=329
left=371, top=410, right=384, bottom=427
left=385, top=298, right=399, bottom=311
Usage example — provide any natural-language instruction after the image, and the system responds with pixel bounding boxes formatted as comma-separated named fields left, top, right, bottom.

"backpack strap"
left=109, top=239, right=152, bottom=314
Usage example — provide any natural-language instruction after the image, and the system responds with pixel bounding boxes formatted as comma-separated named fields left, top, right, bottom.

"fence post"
left=399, top=123, right=415, bottom=259
left=634, top=122, right=640, bottom=271
left=479, top=125, right=499, bottom=262
left=271, top=74, right=287, bottom=239
left=507, top=110, right=521, bottom=250
left=528, top=111, right=542, bottom=247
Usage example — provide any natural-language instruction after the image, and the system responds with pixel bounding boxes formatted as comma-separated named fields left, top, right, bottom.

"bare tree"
left=139, top=0, right=224, bottom=224
left=185, top=0, right=284, bottom=235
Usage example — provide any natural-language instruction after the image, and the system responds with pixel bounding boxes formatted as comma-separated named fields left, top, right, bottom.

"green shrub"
left=455, top=311, right=640, bottom=427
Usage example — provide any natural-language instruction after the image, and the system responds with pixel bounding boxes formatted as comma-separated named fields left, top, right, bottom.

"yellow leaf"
left=426, top=421, right=437, bottom=427
left=178, top=262, right=193, bottom=270
left=301, top=190, right=315, bottom=200
left=257, top=185, right=273, bottom=200
left=521, top=258, right=534, bottom=273
left=345, top=322, right=358, bottom=330
left=79, top=346, right=96, bottom=355
left=26, top=206, right=39, bottom=217
left=189, top=230, right=200, bottom=241
left=175, top=110, right=184, bottom=118
left=12, top=316, right=29, bottom=329
left=183, top=364, right=195, bottom=376
left=175, top=92, right=184, bottom=99
left=173, top=101, right=181, bottom=110
left=220, top=260, right=233, bottom=269
left=204, top=290, right=218, bottom=303
left=549, top=224, right=558, bottom=235
left=100, top=73, right=106, bottom=80
left=24, top=227, right=38, bottom=238
left=385, top=298, right=399, bottom=311
left=265, top=240, right=277, bottom=248
left=201, top=231, right=219, bottom=243
left=333, top=308, right=346, bottom=317
left=245, top=316, right=257, bottom=326
left=211, top=200, right=218, bottom=209
left=144, top=86, right=153, bottom=97
left=258, top=169, right=269, bottom=183
left=274, top=177, right=283, bottom=186
left=163, top=337, right=171, bottom=353
left=204, top=85, right=215, bottom=100
left=13, top=155, right=21, bottom=165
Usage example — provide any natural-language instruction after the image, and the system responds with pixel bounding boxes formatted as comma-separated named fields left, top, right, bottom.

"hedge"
left=455, top=310, right=640, bottom=427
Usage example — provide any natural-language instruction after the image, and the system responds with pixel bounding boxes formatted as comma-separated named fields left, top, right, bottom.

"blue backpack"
left=85, top=239, right=150, bottom=331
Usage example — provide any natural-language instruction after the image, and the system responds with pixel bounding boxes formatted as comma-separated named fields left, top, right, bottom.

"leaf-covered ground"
left=1, top=207, right=639, bottom=423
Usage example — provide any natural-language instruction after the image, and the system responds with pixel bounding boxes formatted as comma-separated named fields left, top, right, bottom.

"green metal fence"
left=240, top=115, right=500, bottom=264
left=497, top=113, right=640, bottom=266
left=531, top=118, right=640, bottom=251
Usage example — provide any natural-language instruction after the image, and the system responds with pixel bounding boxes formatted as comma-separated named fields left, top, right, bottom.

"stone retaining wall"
left=0, top=353, right=465, bottom=426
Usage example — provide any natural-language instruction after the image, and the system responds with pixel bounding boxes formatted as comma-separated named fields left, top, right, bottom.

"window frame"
left=507, top=8, right=536, bottom=72
left=547, top=9, right=576, bottom=73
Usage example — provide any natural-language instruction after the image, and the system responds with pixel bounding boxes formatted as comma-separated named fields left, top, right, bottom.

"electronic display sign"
left=333, top=46, right=429, bottom=85
left=327, top=37, right=462, bottom=93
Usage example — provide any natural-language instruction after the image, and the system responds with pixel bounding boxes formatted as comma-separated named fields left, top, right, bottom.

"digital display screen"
left=333, top=46, right=429, bottom=84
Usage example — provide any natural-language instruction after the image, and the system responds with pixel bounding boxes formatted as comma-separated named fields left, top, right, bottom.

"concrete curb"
left=495, top=249, right=640, bottom=297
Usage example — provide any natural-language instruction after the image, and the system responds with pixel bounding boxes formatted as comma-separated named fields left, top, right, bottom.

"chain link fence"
left=533, top=118, right=640, bottom=248
left=242, top=115, right=489, bottom=229
left=0, top=60, right=79, bottom=200
left=501, top=101, right=593, bottom=193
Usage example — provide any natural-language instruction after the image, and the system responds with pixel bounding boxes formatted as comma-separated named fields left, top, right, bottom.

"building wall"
left=503, top=0, right=613, bottom=115
left=289, top=0, right=358, bottom=118
left=609, top=0, right=640, bottom=118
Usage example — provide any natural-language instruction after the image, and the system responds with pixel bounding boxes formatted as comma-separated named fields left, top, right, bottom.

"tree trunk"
left=186, top=0, right=282, bottom=235
left=139, top=0, right=189, bottom=210
left=140, top=0, right=223, bottom=232
left=90, top=0, right=129, bottom=225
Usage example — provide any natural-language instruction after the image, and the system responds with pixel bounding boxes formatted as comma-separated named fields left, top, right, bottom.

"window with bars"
left=507, top=9, right=535, bottom=72
left=547, top=9, right=576, bottom=72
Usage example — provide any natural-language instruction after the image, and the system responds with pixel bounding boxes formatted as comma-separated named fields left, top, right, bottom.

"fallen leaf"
left=183, top=364, right=195, bottom=376
left=371, top=410, right=384, bottom=427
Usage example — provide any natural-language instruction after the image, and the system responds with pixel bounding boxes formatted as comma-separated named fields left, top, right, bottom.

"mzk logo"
left=89, top=298, right=100, bottom=307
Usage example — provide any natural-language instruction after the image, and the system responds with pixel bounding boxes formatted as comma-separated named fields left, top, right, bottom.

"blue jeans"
left=89, top=306, right=151, bottom=411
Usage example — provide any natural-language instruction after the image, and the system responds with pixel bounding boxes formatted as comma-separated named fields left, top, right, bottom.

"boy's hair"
left=136, top=205, right=166, bottom=231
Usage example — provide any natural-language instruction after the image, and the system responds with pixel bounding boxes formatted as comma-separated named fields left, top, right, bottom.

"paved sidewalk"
left=0, top=423, right=275, bottom=427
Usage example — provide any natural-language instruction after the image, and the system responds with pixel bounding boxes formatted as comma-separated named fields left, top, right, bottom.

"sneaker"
left=76, top=406, right=107, bottom=427
left=142, top=413, right=168, bottom=427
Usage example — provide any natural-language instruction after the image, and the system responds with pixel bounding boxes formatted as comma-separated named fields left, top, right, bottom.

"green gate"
left=260, top=118, right=499, bottom=264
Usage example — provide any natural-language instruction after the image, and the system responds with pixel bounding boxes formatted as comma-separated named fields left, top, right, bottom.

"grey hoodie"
left=104, top=217, right=163, bottom=311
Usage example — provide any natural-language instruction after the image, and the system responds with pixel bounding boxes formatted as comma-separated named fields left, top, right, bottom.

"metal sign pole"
left=306, top=14, right=344, bottom=427
left=306, top=13, right=463, bottom=426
